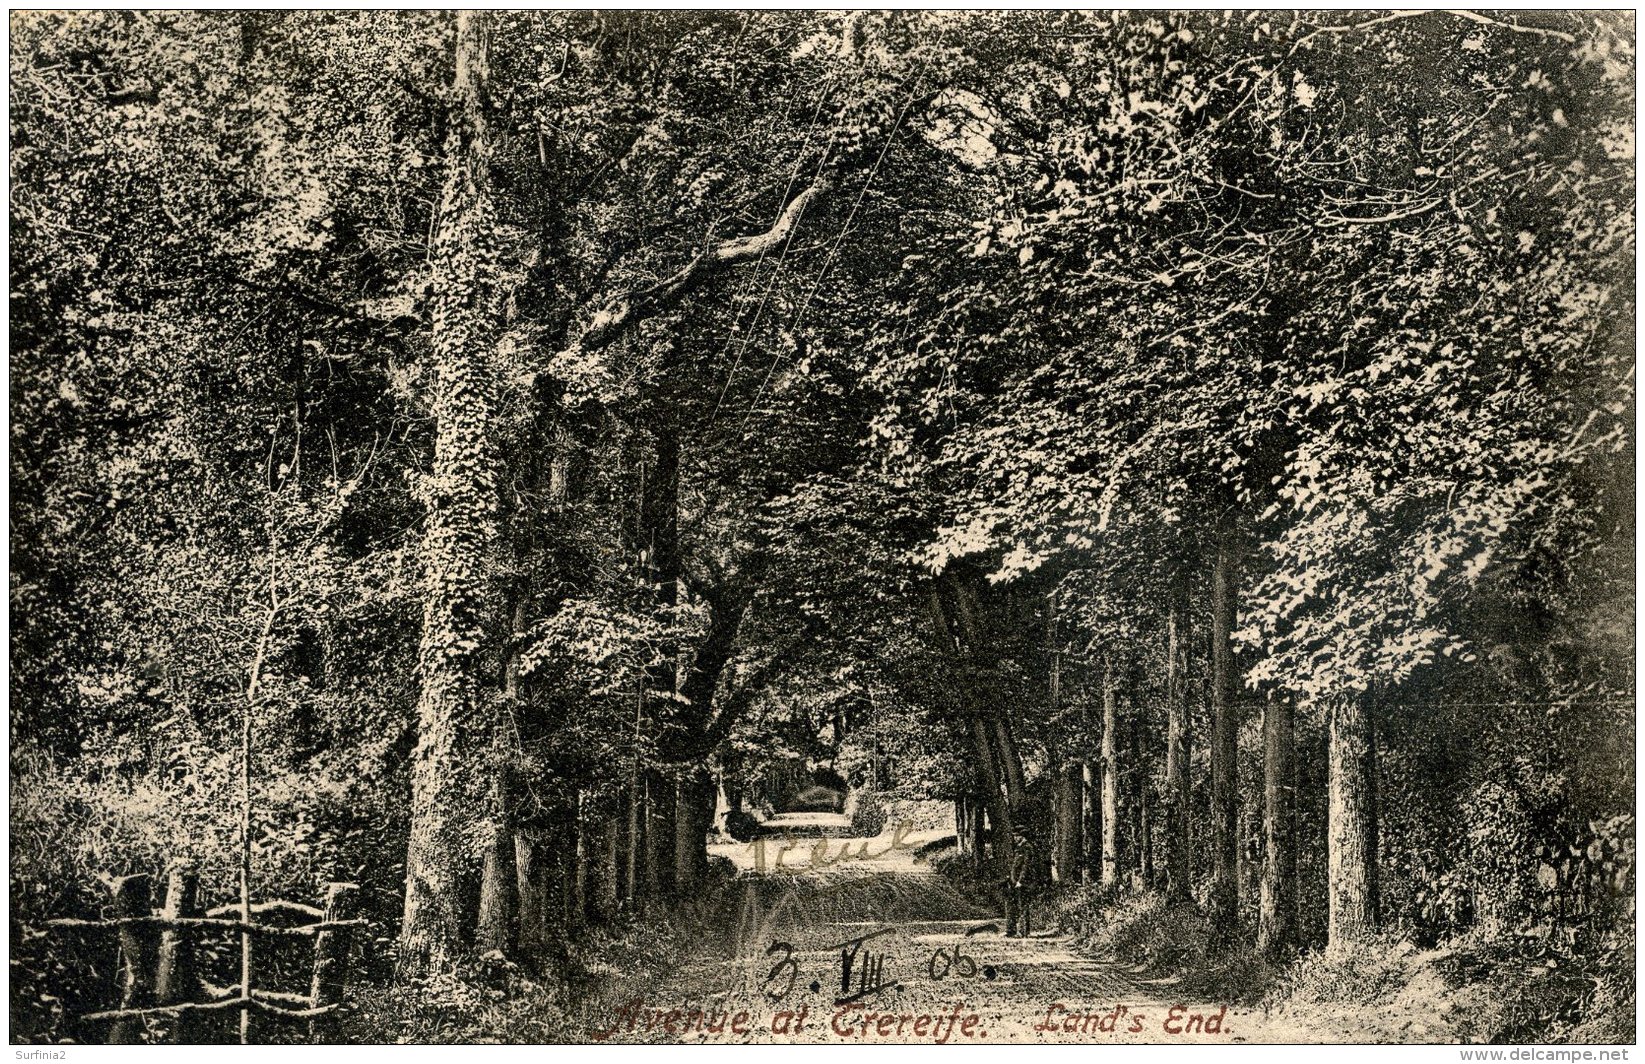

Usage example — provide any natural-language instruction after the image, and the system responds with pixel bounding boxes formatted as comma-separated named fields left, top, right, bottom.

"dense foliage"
left=10, top=9, right=1633, bottom=1044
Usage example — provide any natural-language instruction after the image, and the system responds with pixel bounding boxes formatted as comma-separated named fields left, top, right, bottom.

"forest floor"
left=574, top=828, right=1302, bottom=1045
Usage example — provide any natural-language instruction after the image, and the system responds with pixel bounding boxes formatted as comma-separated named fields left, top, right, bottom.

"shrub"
left=848, top=790, right=887, bottom=837
left=721, top=808, right=761, bottom=842
left=1277, top=937, right=1416, bottom=1008
left=1088, top=890, right=1215, bottom=972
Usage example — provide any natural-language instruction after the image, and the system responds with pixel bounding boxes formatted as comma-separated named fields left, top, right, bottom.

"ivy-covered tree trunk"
left=1259, top=695, right=1298, bottom=957
left=1164, top=585, right=1193, bottom=904
left=1208, top=530, right=1240, bottom=940
left=1099, top=653, right=1120, bottom=889
left=1327, top=694, right=1380, bottom=946
left=399, top=9, right=501, bottom=980
left=924, top=578, right=1015, bottom=875
left=565, top=808, right=586, bottom=938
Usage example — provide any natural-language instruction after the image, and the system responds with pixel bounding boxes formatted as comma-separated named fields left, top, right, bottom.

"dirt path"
left=583, top=829, right=1276, bottom=1045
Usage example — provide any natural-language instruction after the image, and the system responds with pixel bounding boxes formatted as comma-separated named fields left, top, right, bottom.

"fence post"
left=155, top=861, right=200, bottom=1043
left=308, top=882, right=359, bottom=1043
left=108, top=873, right=156, bottom=1044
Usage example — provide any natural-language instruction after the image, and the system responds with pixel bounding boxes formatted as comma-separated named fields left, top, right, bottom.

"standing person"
left=1004, top=829, right=1042, bottom=937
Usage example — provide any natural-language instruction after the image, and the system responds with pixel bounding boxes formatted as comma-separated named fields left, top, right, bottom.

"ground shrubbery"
left=1041, top=879, right=1634, bottom=1044
left=1055, top=887, right=1213, bottom=971
left=1263, top=930, right=1635, bottom=1044
left=10, top=743, right=408, bottom=1044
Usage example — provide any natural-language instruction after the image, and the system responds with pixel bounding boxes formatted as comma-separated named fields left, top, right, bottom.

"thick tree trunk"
left=1208, top=530, right=1240, bottom=940
left=1327, top=694, right=1379, bottom=946
left=631, top=425, right=683, bottom=905
left=514, top=833, right=547, bottom=958
left=1259, top=696, right=1298, bottom=958
left=674, top=768, right=713, bottom=891
left=1100, top=654, right=1120, bottom=890
left=400, top=10, right=501, bottom=980
left=923, top=579, right=1013, bottom=874
left=670, top=585, right=747, bottom=770
left=1164, top=583, right=1193, bottom=904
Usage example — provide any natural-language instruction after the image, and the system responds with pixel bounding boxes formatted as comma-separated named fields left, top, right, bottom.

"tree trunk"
left=1132, top=721, right=1153, bottom=890
left=971, top=796, right=987, bottom=867
left=1082, top=761, right=1099, bottom=882
left=1054, top=762, right=1082, bottom=884
left=1165, top=582, right=1193, bottom=904
left=969, top=716, right=1014, bottom=876
left=674, top=768, right=713, bottom=891
left=1047, top=589, right=1080, bottom=882
left=515, top=833, right=547, bottom=958
left=923, top=579, right=1013, bottom=874
left=1100, top=654, right=1120, bottom=890
left=644, top=770, right=677, bottom=897
left=109, top=874, right=155, bottom=1045
left=474, top=769, right=515, bottom=954
left=568, top=795, right=587, bottom=938
left=400, top=9, right=501, bottom=980
left=993, top=717, right=1027, bottom=813
left=1237, top=800, right=1251, bottom=908
left=624, top=685, right=643, bottom=908
left=1259, top=696, right=1298, bottom=958
left=1327, top=694, right=1379, bottom=946
left=587, top=805, right=620, bottom=924
left=1208, top=529, right=1240, bottom=940
left=477, top=595, right=526, bottom=954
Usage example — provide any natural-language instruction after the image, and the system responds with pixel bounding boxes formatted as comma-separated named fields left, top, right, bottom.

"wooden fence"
left=45, top=862, right=366, bottom=1044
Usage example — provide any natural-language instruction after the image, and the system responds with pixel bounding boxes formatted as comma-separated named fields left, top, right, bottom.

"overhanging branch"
left=567, top=170, right=839, bottom=359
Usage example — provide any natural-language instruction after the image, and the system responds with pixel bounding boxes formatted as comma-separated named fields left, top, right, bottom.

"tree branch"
left=568, top=172, right=837, bottom=358
left=1439, top=9, right=1577, bottom=44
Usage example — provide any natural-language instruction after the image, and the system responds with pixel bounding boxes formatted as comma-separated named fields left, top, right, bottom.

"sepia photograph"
left=7, top=7, right=1637, bottom=1048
